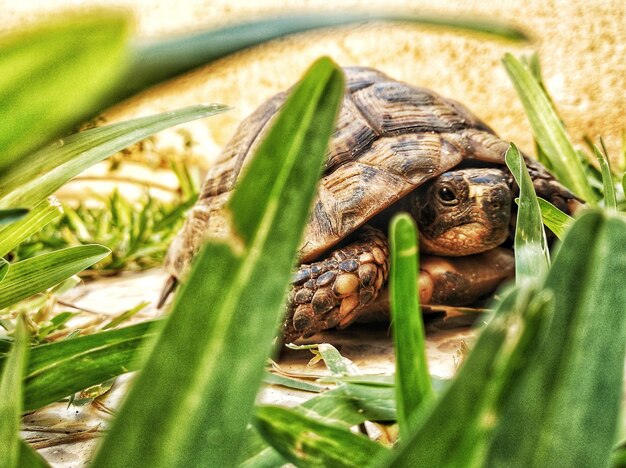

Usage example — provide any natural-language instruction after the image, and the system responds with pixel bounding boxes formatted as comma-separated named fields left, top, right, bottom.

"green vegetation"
left=0, top=9, right=624, bottom=468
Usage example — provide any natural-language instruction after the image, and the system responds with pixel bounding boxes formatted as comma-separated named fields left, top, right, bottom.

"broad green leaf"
left=1, top=320, right=160, bottom=411
left=254, top=405, right=388, bottom=468
left=389, top=213, right=432, bottom=442
left=381, top=288, right=528, bottom=467
left=0, top=198, right=62, bottom=257
left=506, top=144, right=550, bottom=285
left=487, top=210, right=626, bottom=467
left=240, top=382, right=400, bottom=466
left=304, top=383, right=397, bottom=425
left=386, top=211, right=626, bottom=467
left=91, top=57, right=345, bottom=468
left=594, top=145, right=617, bottom=211
left=0, top=12, right=130, bottom=173
left=18, top=440, right=49, bottom=468
left=0, top=209, right=28, bottom=226
left=341, top=383, right=398, bottom=422
left=0, top=105, right=229, bottom=209
left=612, top=442, right=626, bottom=468
left=120, top=13, right=527, bottom=103
left=239, top=445, right=286, bottom=468
left=0, top=316, right=29, bottom=468
left=537, top=198, right=573, bottom=240
left=502, top=54, right=596, bottom=203
left=0, top=245, right=110, bottom=311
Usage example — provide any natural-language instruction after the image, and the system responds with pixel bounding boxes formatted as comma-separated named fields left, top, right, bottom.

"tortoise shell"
left=165, top=66, right=516, bottom=279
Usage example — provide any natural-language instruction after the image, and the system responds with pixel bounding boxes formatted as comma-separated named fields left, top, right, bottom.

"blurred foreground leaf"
left=384, top=210, right=626, bottom=467
left=0, top=260, right=8, bottom=284
left=121, top=12, right=527, bottom=103
left=0, top=12, right=130, bottom=173
left=487, top=210, right=626, bottom=466
left=0, top=209, right=28, bottom=226
left=91, top=57, right=345, bottom=468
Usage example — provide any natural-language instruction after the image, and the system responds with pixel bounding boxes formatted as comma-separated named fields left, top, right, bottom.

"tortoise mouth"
left=419, top=220, right=509, bottom=256
left=413, top=167, right=513, bottom=256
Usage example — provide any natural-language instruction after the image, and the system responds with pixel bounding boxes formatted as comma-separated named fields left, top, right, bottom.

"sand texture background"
left=1, top=0, right=624, bottom=173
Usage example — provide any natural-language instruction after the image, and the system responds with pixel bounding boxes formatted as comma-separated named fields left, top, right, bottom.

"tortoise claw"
left=283, top=227, right=389, bottom=341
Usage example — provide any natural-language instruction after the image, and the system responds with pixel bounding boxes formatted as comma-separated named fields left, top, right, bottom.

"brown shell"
left=165, top=67, right=511, bottom=279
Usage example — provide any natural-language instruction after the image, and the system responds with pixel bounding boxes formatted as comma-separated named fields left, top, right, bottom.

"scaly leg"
left=283, top=233, right=514, bottom=342
left=358, top=247, right=515, bottom=322
left=283, top=227, right=389, bottom=342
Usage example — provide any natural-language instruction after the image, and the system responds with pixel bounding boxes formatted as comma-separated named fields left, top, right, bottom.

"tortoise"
left=162, top=66, right=578, bottom=341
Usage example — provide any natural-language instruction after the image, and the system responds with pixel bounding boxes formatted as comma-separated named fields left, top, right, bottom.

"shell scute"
left=352, top=81, right=470, bottom=135
left=166, top=67, right=514, bottom=278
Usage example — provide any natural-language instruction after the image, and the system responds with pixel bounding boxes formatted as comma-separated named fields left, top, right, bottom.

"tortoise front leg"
left=358, top=247, right=515, bottom=322
left=283, top=227, right=389, bottom=342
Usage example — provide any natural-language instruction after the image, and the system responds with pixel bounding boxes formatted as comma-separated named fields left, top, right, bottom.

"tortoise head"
left=410, top=168, right=513, bottom=256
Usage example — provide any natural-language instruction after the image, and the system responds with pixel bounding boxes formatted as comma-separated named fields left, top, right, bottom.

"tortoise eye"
left=437, top=186, right=458, bottom=205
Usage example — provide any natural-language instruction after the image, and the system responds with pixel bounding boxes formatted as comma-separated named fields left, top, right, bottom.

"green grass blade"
left=20, top=320, right=160, bottom=411
left=254, top=405, right=388, bottom=468
left=90, top=57, right=344, bottom=468
left=389, top=213, right=432, bottom=442
left=0, top=259, right=8, bottom=284
left=506, top=143, right=549, bottom=285
left=242, top=388, right=392, bottom=465
left=502, top=54, right=596, bottom=203
left=0, top=209, right=28, bottom=226
left=0, top=320, right=159, bottom=411
left=486, top=210, right=626, bottom=467
left=120, top=13, right=526, bottom=103
left=0, top=316, right=29, bottom=468
left=537, top=198, right=573, bottom=239
left=594, top=144, right=618, bottom=211
left=0, top=12, right=130, bottom=173
left=0, top=245, right=110, bottom=311
left=0, top=199, right=62, bottom=257
left=0, top=105, right=229, bottom=209
left=380, top=288, right=525, bottom=467
left=612, top=443, right=626, bottom=468
left=263, top=372, right=325, bottom=393
left=241, top=381, right=401, bottom=465
left=386, top=211, right=626, bottom=467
